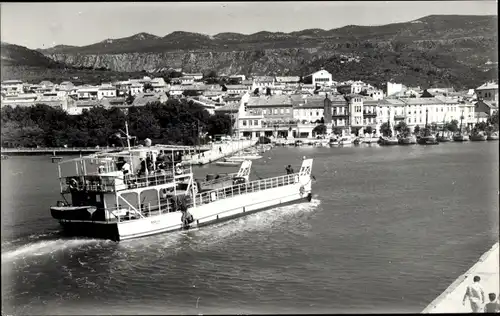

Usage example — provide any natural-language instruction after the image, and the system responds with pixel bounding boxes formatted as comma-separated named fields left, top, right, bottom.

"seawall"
left=422, top=242, right=499, bottom=313
left=181, top=140, right=257, bottom=165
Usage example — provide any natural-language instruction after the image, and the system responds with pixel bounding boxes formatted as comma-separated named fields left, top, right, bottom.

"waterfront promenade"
left=181, top=140, right=257, bottom=165
left=0, top=145, right=213, bottom=156
left=422, top=242, right=499, bottom=313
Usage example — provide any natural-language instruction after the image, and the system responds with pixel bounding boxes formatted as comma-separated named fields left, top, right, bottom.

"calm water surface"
left=1, top=143, right=498, bottom=314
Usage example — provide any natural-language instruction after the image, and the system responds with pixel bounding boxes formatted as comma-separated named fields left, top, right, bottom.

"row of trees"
left=1, top=99, right=232, bottom=148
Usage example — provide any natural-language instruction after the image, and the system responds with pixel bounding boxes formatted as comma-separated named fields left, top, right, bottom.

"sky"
left=1, top=1, right=497, bottom=50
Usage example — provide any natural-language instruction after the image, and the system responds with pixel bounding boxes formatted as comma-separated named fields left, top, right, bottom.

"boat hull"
left=453, top=135, right=469, bottom=142
left=470, top=135, right=487, bottom=141
left=56, top=182, right=313, bottom=241
left=487, top=135, right=499, bottom=140
left=417, top=137, right=439, bottom=145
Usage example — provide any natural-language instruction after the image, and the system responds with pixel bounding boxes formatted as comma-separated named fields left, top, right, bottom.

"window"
left=262, top=109, right=267, bottom=114
left=249, top=120, right=252, bottom=126
left=273, top=109, right=278, bottom=114
left=254, top=120, right=258, bottom=126
left=310, top=111, right=312, bottom=116
left=242, top=120, right=247, bottom=126
left=280, top=109, right=284, bottom=114
left=316, top=111, right=319, bottom=116
left=286, top=109, right=290, bottom=114
left=441, top=108, right=444, bottom=112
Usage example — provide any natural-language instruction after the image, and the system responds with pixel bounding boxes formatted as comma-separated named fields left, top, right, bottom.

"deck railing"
left=195, top=173, right=299, bottom=206
left=61, top=166, right=192, bottom=193
left=105, top=172, right=301, bottom=223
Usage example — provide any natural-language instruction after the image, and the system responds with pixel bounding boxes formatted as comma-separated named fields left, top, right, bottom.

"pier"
left=422, top=242, right=499, bottom=313
left=181, top=140, right=257, bottom=165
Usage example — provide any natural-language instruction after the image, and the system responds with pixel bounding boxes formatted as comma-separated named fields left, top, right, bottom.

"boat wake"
left=1, top=238, right=108, bottom=263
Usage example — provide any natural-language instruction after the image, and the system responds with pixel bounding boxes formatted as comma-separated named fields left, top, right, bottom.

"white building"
left=98, top=86, right=117, bottom=99
left=251, top=76, right=275, bottom=94
left=386, top=82, right=404, bottom=97
left=150, top=77, right=167, bottom=93
left=1, top=80, right=24, bottom=96
left=303, top=69, right=333, bottom=87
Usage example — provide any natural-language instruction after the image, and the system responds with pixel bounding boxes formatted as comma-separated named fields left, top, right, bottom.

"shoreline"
left=422, top=241, right=500, bottom=313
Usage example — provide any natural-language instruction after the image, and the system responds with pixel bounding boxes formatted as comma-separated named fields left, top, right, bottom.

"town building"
left=303, top=69, right=333, bottom=87
left=475, top=81, right=499, bottom=103
left=251, top=76, right=275, bottom=94
left=1, top=80, right=24, bottom=96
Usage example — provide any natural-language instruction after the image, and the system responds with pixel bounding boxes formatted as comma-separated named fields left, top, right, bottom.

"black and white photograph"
left=1, top=1, right=498, bottom=314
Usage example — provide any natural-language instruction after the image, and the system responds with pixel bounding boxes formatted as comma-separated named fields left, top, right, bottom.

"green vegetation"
left=379, top=122, right=392, bottom=137
left=1, top=99, right=232, bottom=148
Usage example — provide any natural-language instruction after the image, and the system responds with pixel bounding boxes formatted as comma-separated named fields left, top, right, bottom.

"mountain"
left=1, top=42, right=66, bottom=68
left=6, top=15, right=499, bottom=89
left=1, top=42, right=146, bottom=85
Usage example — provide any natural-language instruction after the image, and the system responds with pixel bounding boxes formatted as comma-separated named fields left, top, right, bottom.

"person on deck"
left=463, top=275, right=485, bottom=312
left=484, top=293, right=500, bottom=313
left=285, top=165, right=294, bottom=174
left=139, top=158, right=148, bottom=178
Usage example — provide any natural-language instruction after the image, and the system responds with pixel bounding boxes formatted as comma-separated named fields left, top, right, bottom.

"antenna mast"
left=125, top=121, right=131, bottom=151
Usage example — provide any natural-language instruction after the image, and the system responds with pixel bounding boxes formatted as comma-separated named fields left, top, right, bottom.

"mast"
left=459, top=110, right=464, bottom=136
left=441, top=112, right=447, bottom=138
left=125, top=121, right=131, bottom=151
left=425, top=108, right=429, bottom=137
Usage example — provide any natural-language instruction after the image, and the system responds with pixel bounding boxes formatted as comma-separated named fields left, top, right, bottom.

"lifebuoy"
left=299, top=185, right=305, bottom=196
left=69, top=179, right=78, bottom=190
left=175, top=166, right=183, bottom=175
left=160, top=188, right=168, bottom=199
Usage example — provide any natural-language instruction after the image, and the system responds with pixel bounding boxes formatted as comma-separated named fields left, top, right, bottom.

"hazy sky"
left=1, top=1, right=497, bottom=49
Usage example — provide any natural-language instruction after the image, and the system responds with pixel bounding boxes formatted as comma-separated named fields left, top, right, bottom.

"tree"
left=143, top=82, right=154, bottom=92
left=474, top=121, right=488, bottom=132
left=312, top=124, right=327, bottom=135
left=394, top=121, right=410, bottom=135
left=487, top=110, right=499, bottom=126
left=253, top=88, right=259, bottom=96
left=126, top=90, right=135, bottom=105
left=266, top=87, right=272, bottom=96
left=445, top=120, right=459, bottom=133
left=364, top=126, right=373, bottom=135
left=332, top=126, right=343, bottom=135
left=182, top=90, right=200, bottom=97
left=413, top=125, right=420, bottom=135
left=379, top=122, right=392, bottom=137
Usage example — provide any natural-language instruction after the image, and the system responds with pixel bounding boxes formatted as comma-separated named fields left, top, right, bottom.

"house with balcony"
left=251, top=76, right=275, bottom=94
left=475, top=81, right=499, bottom=102
left=76, top=86, right=99, bottom=100
left=98, top=85, right=117, bottom=99
left=225, top=85, right=249, bottom=96
left=245, top=95, right=294, bottom=138
left=1, top=80, right=24, bottom=96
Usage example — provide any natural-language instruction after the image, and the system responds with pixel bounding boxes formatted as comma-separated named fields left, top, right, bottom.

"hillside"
left=4, top=15, right=498, bottom=89
left=1, top=42, right=147, bottom=85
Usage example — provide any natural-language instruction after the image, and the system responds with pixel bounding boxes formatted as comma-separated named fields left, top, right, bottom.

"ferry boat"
left=49, top=145, right=314, bottom=241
